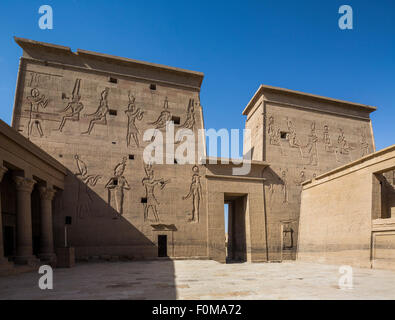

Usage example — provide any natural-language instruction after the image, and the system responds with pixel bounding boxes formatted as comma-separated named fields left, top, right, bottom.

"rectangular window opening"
left=172, top=116, right=180, bottom=125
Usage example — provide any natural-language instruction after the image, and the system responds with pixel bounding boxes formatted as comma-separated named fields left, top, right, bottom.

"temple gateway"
left=0, top=37, right=393, bottom=273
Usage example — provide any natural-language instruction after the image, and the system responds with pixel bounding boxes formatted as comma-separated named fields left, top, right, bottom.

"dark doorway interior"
left=158, top=235, right=168, bottom=257
left=3, top=226, right=14, bottom=257
left=225, top=193, right=248, bottom=263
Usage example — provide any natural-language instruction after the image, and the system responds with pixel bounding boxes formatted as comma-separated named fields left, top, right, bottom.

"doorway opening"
left=158, top=235, right=168, bottom=257
left=3, top=226, right=14, bottom=257
left=373, top=170, right=395, bottom=219
left=224, top=193, right=248, bottom=263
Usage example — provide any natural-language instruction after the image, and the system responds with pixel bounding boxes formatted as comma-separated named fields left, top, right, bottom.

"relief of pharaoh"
left=125, top=92, right=144, bottom=147
left=105, top=157, right=130, bottom=216
left=176, top=98, right=196, bottom=144
left=180, top=98, right=196, bottom=130
left=58, top=79, right=84, bottom=132
left=27, top=87, right=48, bottom=138
left=148, top=97, right=172, bottom=141
left=82, top=88, right=110, bottom=135
left=142, top=164, right=170, bottom=222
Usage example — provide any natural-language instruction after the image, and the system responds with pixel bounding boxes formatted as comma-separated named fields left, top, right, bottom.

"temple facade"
left=1, top=37, right=391, bottom=273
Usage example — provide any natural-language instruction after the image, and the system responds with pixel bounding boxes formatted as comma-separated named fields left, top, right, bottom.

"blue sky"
left=0, top=0, right=394, bottom=152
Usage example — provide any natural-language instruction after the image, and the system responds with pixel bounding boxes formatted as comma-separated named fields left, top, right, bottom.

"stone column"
left=0, top=166, right=12, bottom=268
left=38, top=186, right=56, bottom=264
left=13, top=176, right=38, bottom=265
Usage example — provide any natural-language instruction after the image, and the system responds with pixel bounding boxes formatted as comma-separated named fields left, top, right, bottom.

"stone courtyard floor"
left=0, top=260, right=395, bottom=299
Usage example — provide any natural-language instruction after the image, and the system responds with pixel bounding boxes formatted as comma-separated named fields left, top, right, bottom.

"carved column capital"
left=38, top=186, right=56, bottom=201
left=13, top=176, right=35, bottom=193
left=0, top=167, right=8, bottom=182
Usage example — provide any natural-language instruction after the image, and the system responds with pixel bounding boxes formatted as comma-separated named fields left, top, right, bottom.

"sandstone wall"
left=298, top=146, right=395, bottom=269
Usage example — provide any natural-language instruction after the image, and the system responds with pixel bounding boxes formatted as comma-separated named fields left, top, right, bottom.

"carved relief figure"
left=285, top=118, right=301, bottom=149
left=323, top=124, right=333, bottom=152
left=360, top=128, right=369, bottom=157
left=303, top=122, right=318, bottom=166
left=75, top=155, right=102, bottom=186
left=294, top=170, right=306, bottom=186
left=148, top=97, right=172, bottom=141
left=268, top=116, right=280, bottom=146
left=263, top=168, right=276, bottom=211
left=82, top=88, right=110, bottom=135
left=58, top=79, right=84, bottom=132
left=26, top=88, right=48, bottom=138
left=142, top=164, right=170, bottom=222
left=182, top=165, right=202, bottom=222
left=125, top=91, right=144, bottom=147
left=105, top=157, right=130, bottom=216
left=335, top=128, right=352, bottom=162
left=337, top=128, right=351, bottom=154
left=74, top=155, right=102, bottom=219
left=179, top=98, right=196, bottom=130
left=28, top=72, right=40, bottom=87
left=280, top=169, right=289, bottom=204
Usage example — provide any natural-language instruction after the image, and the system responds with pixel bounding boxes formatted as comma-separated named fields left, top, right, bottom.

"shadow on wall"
left=50, top=169, right=177, bottom=298
left=52, top=169, right=167, bottom=260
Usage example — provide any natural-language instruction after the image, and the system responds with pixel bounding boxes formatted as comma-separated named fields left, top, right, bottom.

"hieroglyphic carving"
left=105, top=157, right=130, bottom=216
left=148, top=97, right=172, bottom=141
left=82, top=88, right=109, bottom=135
left=26, top=88, right=48, bottom=138
left=335, top=128, right=352, bottom=162
left=268, top=116, right=280, bottom=146
left=125, top=91, right=144, bottom=147
left=58, top=79, right=84, bottom=132
left=337, top=128, right=351, bottom=154
left=359, top=127, right=369, bottom=157
left=323, top=124, right=334, bottom=153
left=74, top=155, right=102, bottom=219
left=142, top=164, right=170, bottom=222
left=182, top=165, right=202, bottom=223
left=302, top=122, right=318, bottom=166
